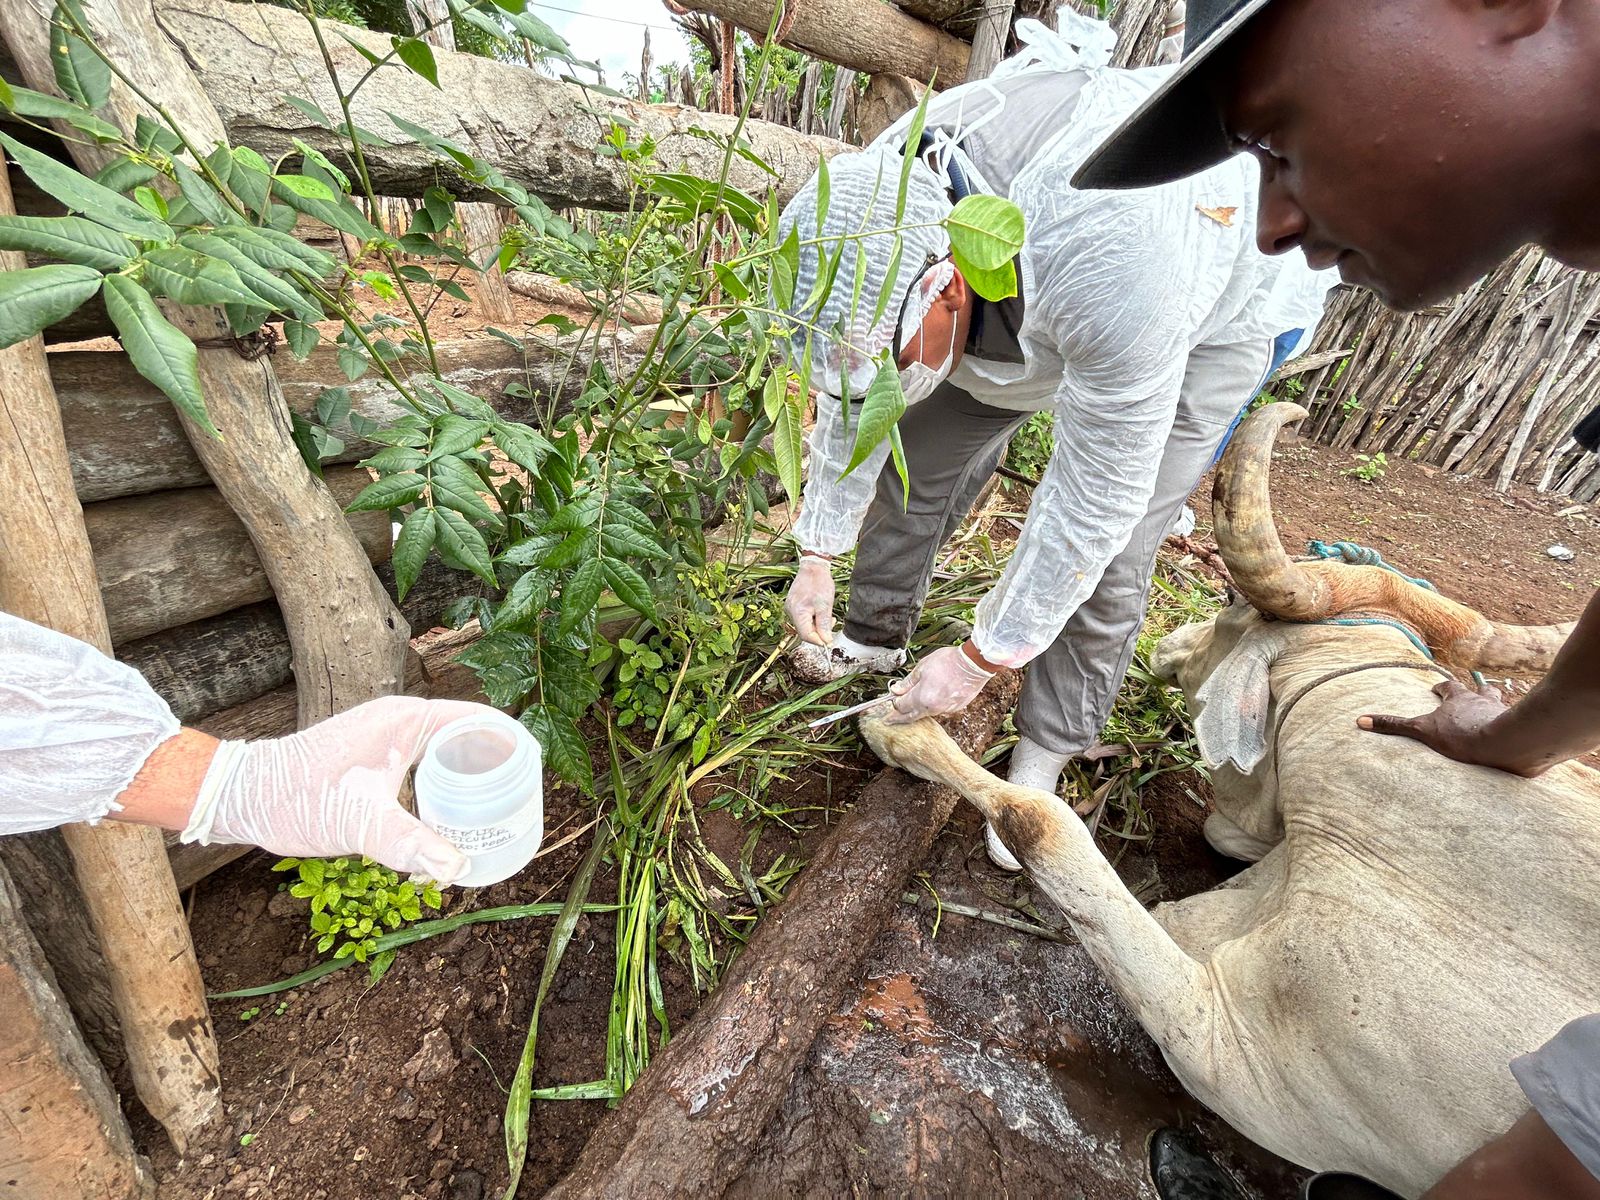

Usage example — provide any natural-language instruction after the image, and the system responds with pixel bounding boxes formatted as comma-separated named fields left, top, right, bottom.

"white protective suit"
left=0, top=610, right=179, bottom=833
left=789, top=16, right=1333, bottom=669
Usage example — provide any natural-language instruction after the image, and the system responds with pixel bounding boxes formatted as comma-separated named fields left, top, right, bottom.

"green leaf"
left=171, top=159, right=232, bottom=227
left=0, top=131, right=170, bottom=239
left=520, top=706, right=593, bottom=793
left=433, top=506, right=497, bottom=586
left=50, top=3, right=111, bottom=110
left=771, top=225, right=799, bottom=312
left=102, top=274, right=215, bottom=437
left=0, top=78, right=11, bottom=111
left=132, top=185, right=168, bottom=221
left=557, top=558, right=603, bottom=634
left=273, top=173, right=336, bottom=203
left=362, top=446, right=427, bottom=473
left=179, top=233, right=321, bottom=320
left=601, top=558, right=657, bottom=622
left=285, top=318, right=319, bottom=359
left=208, top=225, right=336, bottom=276
left=599, top=522, right=669, bottom=562
left=495, top=567, right=551, bottom=629
left=773, top=386, right=805, bottom=507
left=958, top=257, right=1018, bottom=303
left=842, top=358, right=906, bottom=478
left=346, top=472, right=427, bottom=512
left=282, top=94, right=333, bottom=129
left=428, top=454, right=499, bottom=525
left=138, top=247, right=263, bottom=307
left=493, top=421, right=552, bottom=475
left=0, top=263, right=101, bottom=350
left=429, top=415, right=489, bottom=458
left=0, top=215, right=134, bottom=270
left=391, top=507, right=436, bottom=602
left=270, top=175, right=380, bottom=242
left=945, top=194, right=1025, bottom=273
left=393, top=36, right=441, bottom=87
left=93, top=157, right=158, bottom=194
left=3, top=84, right=119, bottom=141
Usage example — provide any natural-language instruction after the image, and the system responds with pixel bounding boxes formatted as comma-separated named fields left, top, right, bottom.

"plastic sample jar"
left=415, top=709, right=544, bottom=887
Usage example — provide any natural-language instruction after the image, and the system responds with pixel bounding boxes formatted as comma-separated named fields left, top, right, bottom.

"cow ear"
left=1191, top=637, right=1278, bottom=774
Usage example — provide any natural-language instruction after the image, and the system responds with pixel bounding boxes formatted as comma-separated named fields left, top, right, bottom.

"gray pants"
left=844, top=339, right=1270, bottom=755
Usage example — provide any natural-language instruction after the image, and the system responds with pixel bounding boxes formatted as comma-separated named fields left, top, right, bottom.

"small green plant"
left=1003, top=412, right=1054, bottom=485
left=273, top=856, right=443, bottom=967
left=1345, top=451, right=1388, bottom=483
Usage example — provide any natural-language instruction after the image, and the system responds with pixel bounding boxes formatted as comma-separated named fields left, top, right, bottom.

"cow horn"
left=1449, top=620, right=1575, bottom=675
left=1211, top=403, right=1332, bottom=620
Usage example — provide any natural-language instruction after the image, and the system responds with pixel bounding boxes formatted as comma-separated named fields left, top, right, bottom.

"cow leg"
left=1204, top=810, right=1276, bottom=862
left=861, top=710, right=1224, bottom=1085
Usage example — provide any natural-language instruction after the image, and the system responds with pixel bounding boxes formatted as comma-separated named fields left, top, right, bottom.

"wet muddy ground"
left=144, top=438, right=1595, bottom=1197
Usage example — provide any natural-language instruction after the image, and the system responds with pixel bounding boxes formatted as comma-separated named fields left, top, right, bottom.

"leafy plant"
left=1345, top=451, right=1388, bottom=483
left=1004, top=412, right=1054, bottom=485
left=273, top=855, right=443, bottom=974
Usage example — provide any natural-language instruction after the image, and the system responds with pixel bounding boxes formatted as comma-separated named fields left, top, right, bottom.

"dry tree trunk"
left=158, top=0, right=844, bottom=210
left=0, top=95, right=225, bottom=1151
left=546, top=675, right=1021, bottom=1199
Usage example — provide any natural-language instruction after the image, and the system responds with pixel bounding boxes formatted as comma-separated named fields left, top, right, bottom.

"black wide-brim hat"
left=1072, top=0, right=1276, bottom=191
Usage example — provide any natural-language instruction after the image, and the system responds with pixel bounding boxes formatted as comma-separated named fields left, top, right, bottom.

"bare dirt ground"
left=144, top=437, right=1597, bottom=1199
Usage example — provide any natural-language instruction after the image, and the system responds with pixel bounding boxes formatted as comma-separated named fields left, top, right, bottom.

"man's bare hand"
left=1357, top=679, right=1545, bottom=777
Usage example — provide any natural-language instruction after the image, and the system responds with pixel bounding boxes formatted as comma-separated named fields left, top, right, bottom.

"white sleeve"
left=0, top=612, right=179, bottom=835
left=971, top=189, right=1203, bottom=667
left=791, top=389, right=893, bottom=557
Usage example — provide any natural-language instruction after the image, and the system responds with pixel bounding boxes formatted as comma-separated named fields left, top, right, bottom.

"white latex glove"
left=785, top=554, right=837, bottom=646
left=181, top=696, right=495, bottom=884
left=886, top=645, right=996, bottom=725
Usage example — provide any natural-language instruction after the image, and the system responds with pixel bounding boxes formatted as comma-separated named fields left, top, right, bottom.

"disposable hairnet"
left=778, top=144, right=953, bottom=400
left=0, top=611, right=179, bottom=834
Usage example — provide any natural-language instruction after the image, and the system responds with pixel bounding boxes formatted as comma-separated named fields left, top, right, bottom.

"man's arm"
left=112, top=727, right=219, bottom=832
left=1360, top=586, right=1600, bottom=776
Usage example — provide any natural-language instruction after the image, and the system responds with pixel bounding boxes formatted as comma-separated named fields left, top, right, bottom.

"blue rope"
left=1314, top=615, right=1436, bottom=660
left=1305, top=540, right=1438, bottom=592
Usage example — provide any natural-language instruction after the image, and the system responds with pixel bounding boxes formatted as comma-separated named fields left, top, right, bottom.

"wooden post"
left=0, top=864, right=155, bottom=1200
left=0, top=160, right=216, bottom=1164
left=965, top=0, right=1016, bottom=79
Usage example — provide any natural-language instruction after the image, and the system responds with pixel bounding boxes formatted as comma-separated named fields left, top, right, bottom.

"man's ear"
left=939, top=266, right=969, bottom=313
left=1474, top=0, right=1559, bottom=42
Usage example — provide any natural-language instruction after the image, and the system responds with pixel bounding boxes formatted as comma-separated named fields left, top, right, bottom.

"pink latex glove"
left=886, top=645, right=996, bottom=724
left=785, top=553, right=837, bottom=646
left=180, top=696, right=495, bottom=883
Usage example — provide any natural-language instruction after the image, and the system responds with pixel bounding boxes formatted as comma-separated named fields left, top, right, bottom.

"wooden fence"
left=1280, top=252, right=1600, bottom=498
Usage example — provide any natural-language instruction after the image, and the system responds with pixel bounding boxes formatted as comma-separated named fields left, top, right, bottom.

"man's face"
left=1217, top=0, right=1557, bottom=310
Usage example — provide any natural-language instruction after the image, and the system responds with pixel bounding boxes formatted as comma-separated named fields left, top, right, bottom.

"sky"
left=529, top=0, right=695, bottom=90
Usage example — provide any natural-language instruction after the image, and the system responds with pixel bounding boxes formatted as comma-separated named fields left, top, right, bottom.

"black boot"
left=1148, top=1127, right=1250, bottom=1200
left=1301, top=1173, right=1406, bottom=1200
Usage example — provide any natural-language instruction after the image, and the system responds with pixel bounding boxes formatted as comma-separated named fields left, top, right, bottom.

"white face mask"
left=898, top=314, right=958, bottom=405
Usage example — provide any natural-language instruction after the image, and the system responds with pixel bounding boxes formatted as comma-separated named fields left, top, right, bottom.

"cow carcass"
left=860, top=402, right=1600, bottom=1198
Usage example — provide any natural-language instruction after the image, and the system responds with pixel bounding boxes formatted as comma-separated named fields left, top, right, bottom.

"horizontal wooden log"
left=53, top=330, right=648, bottom=503
left=154, top=0, right=847, bottom=211
left=86, top=466, right=388, bottom=646
left=678, top=0, right=969, bottom=85
left=504, top=270, right=666, bottom=324
left=545, top=672, right=1021, bottom=1200
left=118, top=553, right=482, bottom=723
